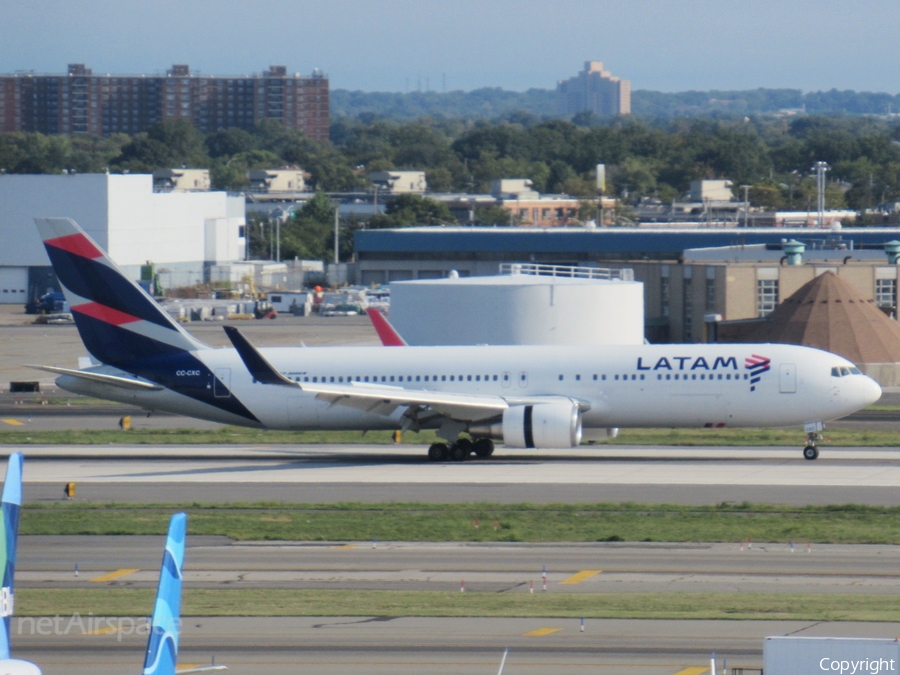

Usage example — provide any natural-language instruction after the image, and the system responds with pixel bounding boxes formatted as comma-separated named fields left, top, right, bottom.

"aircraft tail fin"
left=0, top=453, right=23, bottom=661
left=366, top=308, right=407, bottom=346
left=35, top=218, right=206, bottom=371
left=142, top=513, right=186, bottom=675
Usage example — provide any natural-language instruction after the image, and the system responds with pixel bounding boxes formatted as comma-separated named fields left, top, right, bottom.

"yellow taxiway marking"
left=1, top=419, right=23, bottom=426
left=672, top=667, right=711, bottom=675
left=90, top=568, right=140, bottom=583
left=559, top=570, right=602, bottom=585
left=85, top=626, right=120, bottom=635
left=523, top=627, right=562, bottom=637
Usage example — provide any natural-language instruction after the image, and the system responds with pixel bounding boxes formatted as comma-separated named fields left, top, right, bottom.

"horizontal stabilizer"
left=26, top=365, right=162, bottom=390
left=223, top=326, right=298, bottom=387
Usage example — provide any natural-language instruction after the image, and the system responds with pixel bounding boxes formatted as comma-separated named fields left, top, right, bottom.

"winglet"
left=366, top=309, right=407, bottom=346
left=0, top=453, right=23, bottom=662
left=222, top=326, right=298, bottom=387
left=143, top=513, right=186, bottom=675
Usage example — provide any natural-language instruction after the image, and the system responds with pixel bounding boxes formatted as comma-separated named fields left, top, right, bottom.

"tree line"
left=4, top=113, right=900, bottom=260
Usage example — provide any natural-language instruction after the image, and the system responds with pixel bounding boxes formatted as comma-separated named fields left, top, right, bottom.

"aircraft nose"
left=862, top=375, right=882, bottom=407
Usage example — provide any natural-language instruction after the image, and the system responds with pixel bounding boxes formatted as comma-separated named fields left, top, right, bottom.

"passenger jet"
left=31, top=218, right=881, bottom=461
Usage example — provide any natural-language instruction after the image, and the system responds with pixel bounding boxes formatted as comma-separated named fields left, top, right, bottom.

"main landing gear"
left=427, top=438, right=495, bottom=462
left=803, top=431, right=821, bottom=461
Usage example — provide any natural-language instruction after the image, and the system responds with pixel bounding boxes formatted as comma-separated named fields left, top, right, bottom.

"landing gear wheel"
left=428, top=443, right=449, bottom=462
left=473, top=438, right=495, bottom=458
left=803, top=445, right=819, bottom=461
left=449, top=439, right=472, bottom=461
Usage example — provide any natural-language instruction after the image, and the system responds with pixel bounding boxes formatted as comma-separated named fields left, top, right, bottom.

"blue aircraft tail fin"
left=0, top=453, right=23, bottom=661
left=142, top=513, right=186, bottom=675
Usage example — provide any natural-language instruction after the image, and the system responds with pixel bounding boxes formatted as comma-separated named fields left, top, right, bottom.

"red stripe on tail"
left=72, top=301, right=141, bottom=326
left=45, top=233, right=104, bottom=259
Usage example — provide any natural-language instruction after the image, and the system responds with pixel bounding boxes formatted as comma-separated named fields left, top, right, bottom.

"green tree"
left=369, top=194, right=457, bottom=228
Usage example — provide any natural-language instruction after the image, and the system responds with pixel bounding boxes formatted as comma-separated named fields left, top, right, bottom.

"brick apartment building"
left=0, top=64, right=329, bottom=142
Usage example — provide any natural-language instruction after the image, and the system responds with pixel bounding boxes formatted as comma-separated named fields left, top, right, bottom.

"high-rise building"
left=0, top=64, right=329, bottom=142
left=557, top=61, right=631, bottom=117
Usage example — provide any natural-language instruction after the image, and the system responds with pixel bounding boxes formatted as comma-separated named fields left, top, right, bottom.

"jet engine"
left=501, top=403, right=583, bottom=448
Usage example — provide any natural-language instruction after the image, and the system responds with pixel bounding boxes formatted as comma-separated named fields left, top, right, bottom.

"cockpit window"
left=840, top=367, right=851, bottom=377
left=831, top=367, right=841, bottom=377
left=849, top=367, right=862, bottom=375
left=832, top=366, right=863, bottom=377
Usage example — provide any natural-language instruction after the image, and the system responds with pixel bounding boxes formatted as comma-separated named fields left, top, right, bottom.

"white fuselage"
left=57, top=342, right=881, bottom=437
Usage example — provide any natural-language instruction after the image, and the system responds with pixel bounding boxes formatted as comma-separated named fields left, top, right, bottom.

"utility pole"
left=275, top=217, right=281, bottom=262
left=334, top=202, right=340, bottom=265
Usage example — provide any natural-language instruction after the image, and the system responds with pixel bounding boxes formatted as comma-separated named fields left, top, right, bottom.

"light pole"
left=813, top=161, right=829, bottom=228
left=334, top=202, right=340, bottom=265
left=740, top=185, right=751, bottom=228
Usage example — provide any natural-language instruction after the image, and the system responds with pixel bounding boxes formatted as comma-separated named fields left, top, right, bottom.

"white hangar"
left=0, top=173, right=245, bottom=303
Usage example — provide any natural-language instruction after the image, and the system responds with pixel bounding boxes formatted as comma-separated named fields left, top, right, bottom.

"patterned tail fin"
left=35, top=218, right=205, bottom=370
left=0, top=453, right=22, bottom=661
left=142, top=513, right=186, bottom=675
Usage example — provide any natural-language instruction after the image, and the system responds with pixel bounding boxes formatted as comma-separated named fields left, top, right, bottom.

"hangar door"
left=0, top=268, right=28, bottom=304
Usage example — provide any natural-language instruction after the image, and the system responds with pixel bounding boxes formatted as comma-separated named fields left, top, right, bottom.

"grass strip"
left=19, top=502, right=900, bottom=544
left=14, top=589, right=900, bottom=621
left=0, top=426, right=898, bottom=446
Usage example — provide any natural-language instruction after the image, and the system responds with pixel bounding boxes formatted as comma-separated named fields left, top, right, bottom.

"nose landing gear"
left=803, top=431, right=821, bottom=460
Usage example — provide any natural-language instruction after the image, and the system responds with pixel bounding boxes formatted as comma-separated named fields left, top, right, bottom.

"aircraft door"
left=501, top=371, right=511, bottom=388
left=518, top=371, right=528, bottom=388
left=779, top=363, right=797, bottom=393
left=214, top=368, right=231, bottom=398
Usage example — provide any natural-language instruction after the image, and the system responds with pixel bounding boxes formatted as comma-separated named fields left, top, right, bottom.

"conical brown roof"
left=748, top=271, right=900, bottom=363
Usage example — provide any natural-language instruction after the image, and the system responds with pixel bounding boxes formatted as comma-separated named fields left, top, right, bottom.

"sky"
left=3, top=0, right=898, bottom=94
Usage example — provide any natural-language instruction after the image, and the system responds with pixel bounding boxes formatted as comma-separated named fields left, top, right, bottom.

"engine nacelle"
left=502, top=403, right=582, bottom=449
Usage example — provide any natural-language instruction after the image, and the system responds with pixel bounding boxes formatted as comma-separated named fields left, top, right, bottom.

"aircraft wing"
left=299, top=380, right=510, bottom=419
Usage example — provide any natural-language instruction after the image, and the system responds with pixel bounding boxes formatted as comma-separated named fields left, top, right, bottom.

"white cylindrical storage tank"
left=390, top=274, right=643, bottom=346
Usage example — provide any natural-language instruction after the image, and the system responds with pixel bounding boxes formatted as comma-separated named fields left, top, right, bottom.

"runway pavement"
left=16, top=537, right=900, bottom=596
left=13, top=443, right=900, bottom=505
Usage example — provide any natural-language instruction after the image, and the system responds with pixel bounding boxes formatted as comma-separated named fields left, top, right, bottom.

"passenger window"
left=416, top=376, right=421, bottom=382
left=559, top=374, right=564, bottom=381
left=593, top=374, right=598, bottom=381
left=631, top=374, right=636, bottom=381
left=467, top=375, right=472, bottom=381
left=614, top=375, right=619, bottom=381
left=330, top=376, right=335, bottom=383
left=576, top=374, right=581, bottom=381
left=726, top=374, right=731, bottom=380
left=666, top=374, right=671, bottom=380
left=674, top=374, right=679, bottom=380
left=450, top=375, right=455, bottom=381
left=657, top=374, right=662, bottom=380
left=312, top=377, right=318, bottom=383
left=442, top=375, right=447, bottom=381
left=640, top=374, right=645, bottom=380
left=602, top=374, right=606, bottom=381
left=390, top=376, right=394, bottom=382
left=493, top=375, right=498, bottom=381
left=717, top=374, right=723, bottom=380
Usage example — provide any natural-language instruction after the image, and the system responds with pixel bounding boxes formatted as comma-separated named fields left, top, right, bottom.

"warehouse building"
left=0, top=173, right=245, bottom=303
